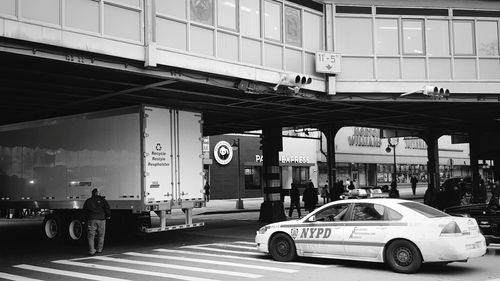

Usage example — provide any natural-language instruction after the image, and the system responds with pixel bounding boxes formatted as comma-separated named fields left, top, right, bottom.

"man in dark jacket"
left=83, top=188, right=111, bottom=256
left=288, top=183, right=301, bottom=218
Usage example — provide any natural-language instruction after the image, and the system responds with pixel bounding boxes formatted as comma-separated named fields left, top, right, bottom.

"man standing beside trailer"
left=83, top=188, right=111, bottom=256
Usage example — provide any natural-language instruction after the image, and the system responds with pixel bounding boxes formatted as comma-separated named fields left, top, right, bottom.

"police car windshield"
left=399, top=202, right=449, bottom=218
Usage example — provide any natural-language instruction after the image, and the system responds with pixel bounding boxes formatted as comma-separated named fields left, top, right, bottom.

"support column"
left=469, top=135, right=481, bottom=203
left=322, top=125, right=341, bottom=200
left=259, top=126, right=286, bottom=222
left=423, top=132, right=441, bottom=207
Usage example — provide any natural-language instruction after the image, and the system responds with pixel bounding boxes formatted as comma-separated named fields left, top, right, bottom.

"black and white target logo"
left=214, top=141, right=233, bottom=165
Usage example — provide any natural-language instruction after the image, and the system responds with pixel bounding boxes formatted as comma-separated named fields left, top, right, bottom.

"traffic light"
left=259, top=135, right=265, bottom=151
left=423, top=86, right=450, bottom=98
left=273, top=73, right=312, bottom=92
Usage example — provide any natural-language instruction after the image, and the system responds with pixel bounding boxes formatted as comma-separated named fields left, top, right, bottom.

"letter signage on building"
left=347, top=127, right=382, bottom=147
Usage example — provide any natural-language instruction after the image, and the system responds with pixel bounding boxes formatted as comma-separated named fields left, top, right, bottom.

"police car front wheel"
left=269, top=233, right=297, bottom=262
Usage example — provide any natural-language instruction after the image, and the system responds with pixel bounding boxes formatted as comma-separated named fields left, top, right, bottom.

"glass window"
left=305, top=52, right=321, bottom=77
left=399, top=202, right=449, bottom=218
left=479, top=59, right=500, bottom=79
left=240, top=0, right=260, bottom=38
left=190, top=26, right=214, bottom=56
left=157, top=0, right=186, bottom=19
left=376, top=18, right=399, bottom=55
left=352, top=203, right=385, bottom=221
left=304, top=11, right=323, bottom=51
left=285, top=48, right=302, bottom=73
left=429, top=59, right=451, bottom=80
left=218, top=0, right=237, bottom=30
left=264, top=43, right=283, bottom=69
left=21, top=0, right=60, bottom=25
left=453, top=21, right=474, bottom=55
left=264, top=1, right=282, bottom=41
left=403, top=20, right=424, bottom=55
left=112, top=0, right=140, bottom=7
left=285, top=6, right=301, bottom=47
left=65, top=0, right=99, bottom=33
left=454, top=58, right=476, bottom=79
left=427, top=20, right=450, bottom=56
left=190, top=0, right=213, bottom=26
left=104, top=4, right=141, bottom=41
left=402, top=58, right=425, bottom=79
left=292, top=166, right=310, bottom=188
left=339, top=57, right=374, bottom=79
left=336, top=17, right=373, bottom=55
left=477, top=21, right=499, bottom=56
left=377, top=58, right=400, bottom=79
left=242, top=38, right=261, bottom=65
left=157, top=19, right=187, bottom=50
left=314, top=203, right=351, bottom=222
left=245, top=166, right=261, bottom=190
left=0, top=0, right=16, bottom=16
left=217, top=32, right=238, bottom=61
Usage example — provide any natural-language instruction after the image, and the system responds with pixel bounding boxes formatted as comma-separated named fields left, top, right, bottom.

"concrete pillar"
left=422, top=132, right=441, bottom=207
left=321, top=125, right=341, bottom=200
left=259, top=126, right=286, bottom=222
left=469, top=135, right=481, bottom=203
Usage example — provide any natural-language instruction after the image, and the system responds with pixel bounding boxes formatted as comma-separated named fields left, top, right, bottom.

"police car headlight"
left=259, top=226, right=271, bottom=234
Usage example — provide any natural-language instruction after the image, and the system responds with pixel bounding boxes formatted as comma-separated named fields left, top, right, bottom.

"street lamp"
left=386, top=138, right=399, bottom=187
left=232, top=139, right=244, bottom=209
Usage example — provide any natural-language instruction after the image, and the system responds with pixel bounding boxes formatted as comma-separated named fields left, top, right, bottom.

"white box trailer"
left=0, top=105, right=205, bottom=241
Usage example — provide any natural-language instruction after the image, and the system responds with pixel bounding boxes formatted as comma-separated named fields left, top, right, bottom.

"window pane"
left=65, top=0, right=99, bottom=33
left=240, top=0, right=260, bottom=37
left=427, top=20, right=449, bottom=56
left=157, top=18, right=187, bottom=50
left=264, top=43, right=283, bottom=69
left=217, top=32, right=238, bottom=61
left=104, top=4, right=141, bottom=41
left=376, top=19, right=399, bottom=55
left=429, top=59, right=451, bottom=80
left=402, top=58, right=425, bottom=79
left=336, top=17, right=373, bottom=55
left=477, top=21, right=499, bottom=56
left=339, top=57, right=373, bottom=79
left=377, top=58, right=400, bottom=79
left=479, top=59, right=500, bottom=79
left=285, top=48, right=302, bottom=72
left=285, top=6, right=301, bottom=47
left=453, top=21, right=474, bottom=55
left=218, top=0, right=236, bottom=30
left=454, top=58, right=476, bottom=79
left=190, top=0, right=213, bottom=25
left=112, top=0, right=140, bottom=7
left=304, top=11, right=323, bottom=51
left=242, top=38, right=261, bottom=65
left=157, top=0, right=186, bottom=19
left=305, top=52, right=322, bottom=77
left=190, top=26, right=214, bottom=56
left=264, top=1, right=281, bottom=41
left=0, top=0, right=16, bottom=16
left=403, top=20, right=424, bottom=54
left=22, top=0, right=60, bottom=25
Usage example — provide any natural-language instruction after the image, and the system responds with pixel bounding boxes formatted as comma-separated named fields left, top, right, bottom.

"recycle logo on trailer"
left=214, top=141, right=233, bottom=165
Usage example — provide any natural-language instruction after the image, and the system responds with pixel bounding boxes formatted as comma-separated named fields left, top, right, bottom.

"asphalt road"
left=1, top=210, right=499, bottom=281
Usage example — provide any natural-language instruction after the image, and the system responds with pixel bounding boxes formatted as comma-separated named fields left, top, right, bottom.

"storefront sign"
left=404, top=138, right=427, bottom=150
left=348, top=127, right=382, bottom=147
left=214, top=141, right=233, bottom=165
left=256, top=155, right=311, bottom=164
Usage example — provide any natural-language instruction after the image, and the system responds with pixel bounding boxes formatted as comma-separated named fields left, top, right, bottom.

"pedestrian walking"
left=83, top=188, right=111, bottom=256
left=320, top=184, right=329, bottom=204
left=204, top=181, right=211, bottom=202
left=410, top=175, right=418, bottom=195
left=302, top=181, right=318, bottom=212
left=288, top=183, right=301, bottom=218
left=388, top=181, right=400, bottom=198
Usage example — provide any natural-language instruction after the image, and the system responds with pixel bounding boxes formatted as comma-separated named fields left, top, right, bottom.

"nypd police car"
left=255, top=198, right=486, bottom=273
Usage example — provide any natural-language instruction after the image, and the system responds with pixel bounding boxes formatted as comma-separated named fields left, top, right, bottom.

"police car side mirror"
left=307, top=215, right=316, bottom=222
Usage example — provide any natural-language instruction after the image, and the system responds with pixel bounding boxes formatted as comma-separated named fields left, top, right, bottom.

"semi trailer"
left=0, top=105, right=205, bottom=241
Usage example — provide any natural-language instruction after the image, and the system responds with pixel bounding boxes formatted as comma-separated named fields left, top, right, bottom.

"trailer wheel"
left=43, top=214, right=63, bottom=240
left=68, top=217, right=85, bottom=242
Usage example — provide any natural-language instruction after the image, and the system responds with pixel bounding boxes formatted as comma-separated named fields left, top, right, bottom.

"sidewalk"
left=198, top=188, right=425, bottom=215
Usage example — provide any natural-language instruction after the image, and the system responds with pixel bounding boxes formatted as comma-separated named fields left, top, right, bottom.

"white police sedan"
left=255, top=198, right=486, bottom=273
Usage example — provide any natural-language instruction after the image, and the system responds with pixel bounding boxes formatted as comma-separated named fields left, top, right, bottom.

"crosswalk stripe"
left=13, top=264, right=131, bottom=281
left=193, top=243, right=257, bottom=250
left=155, top=249, right=330, bottom=268
left=123, top=252, right=297, bottom=273
left=52, top=260, right=219, bottom=281
left=0, top=272, right=43, bottom=281
left=234, top=241, right=257, bottom=246
left=181, top=245, right=262, bottom=255
left=81, top=256, right=262, bottom=279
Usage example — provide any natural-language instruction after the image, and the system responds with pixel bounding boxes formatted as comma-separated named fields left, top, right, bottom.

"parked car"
left=445, top=196, right=500, bottom=244
left=256, top=199, right=486, bottom=274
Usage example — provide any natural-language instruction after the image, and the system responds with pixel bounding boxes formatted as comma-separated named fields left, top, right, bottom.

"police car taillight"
left=440, top=221, right=462, bottom=236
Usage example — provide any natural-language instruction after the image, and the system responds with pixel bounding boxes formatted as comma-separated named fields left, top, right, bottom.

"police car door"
left=343, top=203, right=390, bottom=258
left=296, top=202, right=351, bottom=257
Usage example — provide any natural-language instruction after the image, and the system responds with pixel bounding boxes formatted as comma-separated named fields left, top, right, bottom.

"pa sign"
left=315, top=52, right=341, bottom=74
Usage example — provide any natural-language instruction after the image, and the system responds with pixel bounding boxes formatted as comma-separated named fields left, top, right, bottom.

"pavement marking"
left=13, top=264, right=131, bottom=281
left=52, top=260, right=219, bottom=281
left=202, top=243, right=257, bottom=250
left=155, top=249, right=330, bottom=268
left=82, top=256, right=261, bottom=279
left=181, top=245, right=263, bottom=255
left=124, top=252, right=297, bottom=273
left=0, top=272, right=43, bottom=281
left=233, top=241, right=257, bottom=246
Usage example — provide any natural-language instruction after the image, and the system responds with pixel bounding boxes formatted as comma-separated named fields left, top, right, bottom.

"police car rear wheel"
left=269, top=233, right=296, bottom=262
left=386, top=240, right=422, bottom=274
